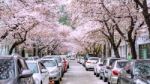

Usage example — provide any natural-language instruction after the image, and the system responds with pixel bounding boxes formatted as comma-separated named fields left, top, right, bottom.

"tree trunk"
left=112, top=46, right=120, bottom=58
left=128, top=41, right=137, bottom=59
left=9, top=40, right=25, bottom=55
left=21, top=48, right=25, bottom=57
left=33, top=47, right=36, bottom=56
left=9, top=43, right=18, bottom=55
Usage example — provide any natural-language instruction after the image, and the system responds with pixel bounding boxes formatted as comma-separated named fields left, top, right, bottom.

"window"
left=0, top=59, right=15, bottom=80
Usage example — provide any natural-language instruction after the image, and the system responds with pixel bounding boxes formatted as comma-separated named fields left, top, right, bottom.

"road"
left=61, top=60, right=106, bottom=84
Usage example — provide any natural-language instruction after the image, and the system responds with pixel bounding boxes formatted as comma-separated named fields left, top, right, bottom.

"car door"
left=39, top=62, right=49, bottom=84
left=17, top=59, right=34, bottom=84
left=120, top=62, right=133, bottom=84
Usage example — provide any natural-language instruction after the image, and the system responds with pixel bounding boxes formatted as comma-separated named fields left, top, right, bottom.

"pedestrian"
left=127, top=53, right=132, bottom=61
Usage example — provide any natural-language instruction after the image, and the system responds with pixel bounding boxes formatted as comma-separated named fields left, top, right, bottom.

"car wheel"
left=117, top=79, right=121, bottom=84
left=86, top=68, right=88, bottom=71
left=55, top=80, right=60, bottom=84
left=94, top=71, right=96, bottom=75
left=103, top=76, right=108, bottom=82
left=60, top=78, right=62, bottom=81
left=96, top=73, right=99, bottom=77
left=41, top=81, right=42, bottom=84
left=67, top=65, right=69, bottom=69
left=99, top=75, right=102, bottom=80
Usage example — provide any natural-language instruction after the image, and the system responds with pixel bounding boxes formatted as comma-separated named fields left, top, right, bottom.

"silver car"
left=43, top=55, right=64, bottom=77
left=41, top=58, right=61, bottom=84
left=107, top=60, right=128, bottom=84
left=0, top=55, right=34, bottom=84
left=26, top=60, right=49, bottom=84
left=99, top=58, right=121, bottom=82
left=94, top=58, right=103, bottom=77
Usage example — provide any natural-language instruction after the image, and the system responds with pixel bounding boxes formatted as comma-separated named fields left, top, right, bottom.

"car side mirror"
left=19, top=70, right=33, bottom=78
left=41, top=69, right=47, bottom=73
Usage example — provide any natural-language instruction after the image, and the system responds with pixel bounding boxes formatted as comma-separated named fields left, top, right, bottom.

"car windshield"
left=134, top=60, right=150, bottom=76
left=0, top=59, right=15, bottom=80
left=41, top=60, right=57, bottom=67
left=109, top=59, right=119, bottom=66
left=88, top=57, right=99, bottom=61
left=117, top=61, right=128, bottom=68
left=53, top=57, right=61, bottom=63
left=27, top=63, right=39, bottom=73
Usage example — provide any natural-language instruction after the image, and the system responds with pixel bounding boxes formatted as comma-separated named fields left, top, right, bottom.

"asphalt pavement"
left=61, top=60, right=106, bottom=84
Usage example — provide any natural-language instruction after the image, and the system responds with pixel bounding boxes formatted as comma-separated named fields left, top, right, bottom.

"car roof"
left=41, top=58, right=56, bottom=61
left=0, top=55, right=24, bottom=59
left=116, top=60, right=128, bottom=62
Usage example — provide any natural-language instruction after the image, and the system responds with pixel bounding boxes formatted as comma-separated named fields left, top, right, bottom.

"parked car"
left=107, top=60, right=128, bottom=84
left=43, top=55, right=64, bottom=77
left=99, top=58, right=121, bottom=82
left=41, top=58, right=61, bottom=84
left=0, top=55, right=34, bottom=84
left=94, top=58, right=103, bottom=77
left=83, top=54, right=96, bottom=66
left=118, top=59, right=150, bottom=84
left=26, top=60, right=49, bottom=84
left=70, top=56, right=75, bottom=60
left=85, top=57, right=99, bottom=71
left=80, top=57, right=85, bottom=64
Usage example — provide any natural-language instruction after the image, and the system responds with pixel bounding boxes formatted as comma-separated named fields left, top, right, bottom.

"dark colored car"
left=0, top=55, right=34, bottom=84
left=118, top=59, right=150, bottom=84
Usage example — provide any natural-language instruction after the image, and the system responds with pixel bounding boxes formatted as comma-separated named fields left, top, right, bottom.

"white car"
left=108, top=60, right=128, bottom=84
left=41, top=59, right=61, bottom=84
left=85, top=57, right=99, bottom=71
left=94, top=58, right=103, bottom=77
left=26, top=60, right=49, bottom=84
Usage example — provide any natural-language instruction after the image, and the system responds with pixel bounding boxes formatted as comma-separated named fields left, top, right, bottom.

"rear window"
left=117, top=61, right=128, bottom=68
left=109, top=59, right=119, bottom=66
left=88, top=57, right=99, bottom=61
left=27, top=63, right=39, bottom=73
left=54, top=57, right=62, bottom=63
left=41, top=60, right=57, bottom=67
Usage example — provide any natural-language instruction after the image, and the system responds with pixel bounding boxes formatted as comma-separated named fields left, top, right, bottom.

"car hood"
left=47, top=66, right=58, bottom=72
left=33, top=73, right=42, bottom=80
left=0, top=78, right=16, bottom=84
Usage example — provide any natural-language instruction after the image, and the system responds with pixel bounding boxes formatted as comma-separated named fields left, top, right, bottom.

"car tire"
left=60, top=78, right=62, bottom=81
left=96, top=73, right=99, bottom=77
left=55, top=80, right=60, bottom=84
left=94, top=71, right=96, bottom=75
left=99, top=75, right=102, bottom=80
left=67, top=65, right=69, bottom=69
left=86, top=68, right=88, bottom=71
left=117, top=79, right=121, bottom=84
left=103, top=77, right=108, bottom=82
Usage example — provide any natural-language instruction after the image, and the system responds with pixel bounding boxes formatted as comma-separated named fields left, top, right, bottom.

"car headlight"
left=135, top=79, right=147, bottom=84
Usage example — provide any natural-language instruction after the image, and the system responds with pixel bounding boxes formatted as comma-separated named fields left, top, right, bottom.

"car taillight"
left=112, top=70, right=120, bottom=76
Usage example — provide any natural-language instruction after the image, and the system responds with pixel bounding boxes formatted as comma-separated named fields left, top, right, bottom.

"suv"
left=99, top=58, right=121, bottom=82
left=0, top=55, right=34, bottom=84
